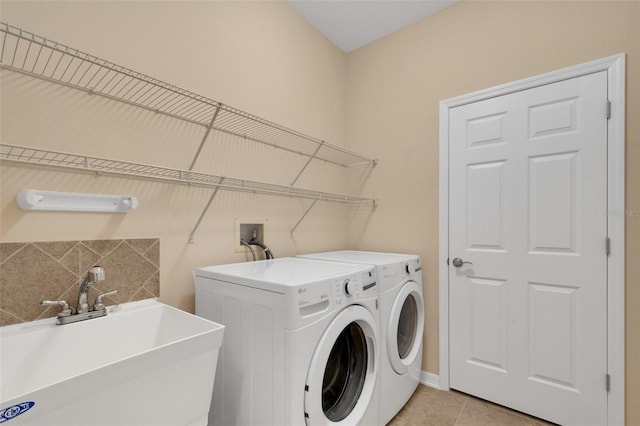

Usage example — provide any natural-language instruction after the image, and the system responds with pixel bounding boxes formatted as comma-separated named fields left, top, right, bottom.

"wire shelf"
left=0, top=144, right=377, bottom=205
left=0, top=22, right=376, bottom=168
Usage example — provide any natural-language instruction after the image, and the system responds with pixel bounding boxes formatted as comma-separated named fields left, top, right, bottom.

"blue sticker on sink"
left=0, top=402, right=35, bottom=423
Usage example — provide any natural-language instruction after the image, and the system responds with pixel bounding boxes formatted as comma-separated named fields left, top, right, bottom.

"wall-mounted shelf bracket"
left=189, top=103, right=221, bottom=171
left=188, top=178, right=225, bottom=244
left=290, top=199, right=319, bottom=236
left=291, top=142, right=323, bottom=186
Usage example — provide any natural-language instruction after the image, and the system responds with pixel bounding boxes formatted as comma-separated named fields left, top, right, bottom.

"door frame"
left=438, top=54, right=625, bottom=425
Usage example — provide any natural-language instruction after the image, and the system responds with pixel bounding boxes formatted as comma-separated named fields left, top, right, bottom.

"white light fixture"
left=17, top=189, right=138, bottom=212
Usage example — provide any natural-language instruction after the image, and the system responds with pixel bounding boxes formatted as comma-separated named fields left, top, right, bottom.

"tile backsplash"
left=0, top=239, right=159, bottom=326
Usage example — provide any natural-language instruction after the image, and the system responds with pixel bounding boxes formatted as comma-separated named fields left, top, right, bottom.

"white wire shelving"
left=0, top=144, right=376, bottom=203
left=0, top=22, right=378, bottom=241
left=0, top=144, right=377, bottom=241
left=0, top=22, right=377, bottom=169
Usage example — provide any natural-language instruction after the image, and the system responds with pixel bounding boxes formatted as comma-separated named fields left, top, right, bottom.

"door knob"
left=452, top=257, right=473, bottom=268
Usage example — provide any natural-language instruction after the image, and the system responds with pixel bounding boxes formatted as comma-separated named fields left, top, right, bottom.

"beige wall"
left=345, top=1, right=639, bottom=424
left=0, top=1, right=357, bottom=311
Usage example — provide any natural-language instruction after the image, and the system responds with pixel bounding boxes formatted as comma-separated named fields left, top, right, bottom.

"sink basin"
left=0, top=299, right=224, bottom=426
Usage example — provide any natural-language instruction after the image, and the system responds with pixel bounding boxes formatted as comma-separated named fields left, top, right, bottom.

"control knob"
left=344, top=279, right=358, bottom=296
left=405, top=263, right=415, bottom=274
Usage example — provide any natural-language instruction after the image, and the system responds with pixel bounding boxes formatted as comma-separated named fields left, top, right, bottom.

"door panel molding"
left=439, top=54, right=625, bottom=425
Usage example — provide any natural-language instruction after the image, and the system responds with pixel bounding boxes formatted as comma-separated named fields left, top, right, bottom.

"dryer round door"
left=387, top=281, right=424, bottom=375
left=304, top=305, right=378, bottom=426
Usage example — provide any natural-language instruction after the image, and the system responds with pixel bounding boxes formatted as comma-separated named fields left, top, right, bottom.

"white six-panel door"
left=448, top=71, right=608, bottom=425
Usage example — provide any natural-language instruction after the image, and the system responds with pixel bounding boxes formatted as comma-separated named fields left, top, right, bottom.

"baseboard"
left=419, top=371, right=441, bottom=390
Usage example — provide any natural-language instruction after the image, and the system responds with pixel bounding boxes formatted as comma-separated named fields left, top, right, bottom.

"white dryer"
left=194, top=257, right=380, bottom=426
left=297, top=251, right=424, bottom=425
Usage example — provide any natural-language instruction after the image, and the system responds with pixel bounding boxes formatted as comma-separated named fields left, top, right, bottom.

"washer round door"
left=304, top=305, right=378, bottom=426
left=387, top=281, right=424, bottom=375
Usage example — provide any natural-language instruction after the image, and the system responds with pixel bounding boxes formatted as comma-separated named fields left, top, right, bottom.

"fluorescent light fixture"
left=17, top=189, right=138, bottom=212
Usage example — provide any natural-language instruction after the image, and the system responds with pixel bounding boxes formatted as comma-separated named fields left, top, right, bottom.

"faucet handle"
left=93, top=290, right=118, bottom=311
left=41, top=300, right=72, bottom=317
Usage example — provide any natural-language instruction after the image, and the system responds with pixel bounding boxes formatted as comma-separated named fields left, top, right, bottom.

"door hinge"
left=606, top=100, right=612, bottom=119
left=606, top=374, right=611, bottom=392
left=606, top=237, right=611, bottom=256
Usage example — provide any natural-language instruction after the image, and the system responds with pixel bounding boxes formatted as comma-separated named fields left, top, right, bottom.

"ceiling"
left=286, top=0, right=461, bottom=53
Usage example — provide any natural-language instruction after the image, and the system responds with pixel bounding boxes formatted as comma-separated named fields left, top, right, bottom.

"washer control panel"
left=290, top=267, right=376, bottom=326
left=382, top=258, right=422, bottom=280
left=332, top=269, right=376, bottom=307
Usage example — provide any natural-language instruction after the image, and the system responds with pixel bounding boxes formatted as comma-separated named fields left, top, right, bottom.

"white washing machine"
left=297, top=251, right=424, bottom=425
left=194, top=257, right=380, bottom=426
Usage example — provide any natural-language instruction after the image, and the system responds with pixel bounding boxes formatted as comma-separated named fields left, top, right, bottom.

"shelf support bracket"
left=290, top=142, right=324, bottom=186
left=290, top=199, right=319, bottom=235
left=188, top=177, right=225, bottom=244
left=189, top=103, right=222, bottom=171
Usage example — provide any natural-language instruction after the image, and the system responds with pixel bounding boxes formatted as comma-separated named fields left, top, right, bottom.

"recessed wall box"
left=234, top=219, right=268, bottom=253
left=17, top=189, right=138, bottom=212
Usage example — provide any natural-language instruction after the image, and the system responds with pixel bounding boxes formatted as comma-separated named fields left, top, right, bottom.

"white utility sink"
left=0, top=299, right=224, bottom=426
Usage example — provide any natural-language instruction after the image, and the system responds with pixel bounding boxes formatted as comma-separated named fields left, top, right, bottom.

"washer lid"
left=299, top=250, right=418, bottom=266
left=194, top=257, right=372, bottom=293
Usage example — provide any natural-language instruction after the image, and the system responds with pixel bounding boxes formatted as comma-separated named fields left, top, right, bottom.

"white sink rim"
left=0, top=298, right=224, bottom=404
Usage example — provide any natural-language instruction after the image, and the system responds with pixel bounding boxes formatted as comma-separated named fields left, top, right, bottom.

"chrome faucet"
left=77, top=265, right=106, bottom=314
left=42, top=265, right=117, bottom=325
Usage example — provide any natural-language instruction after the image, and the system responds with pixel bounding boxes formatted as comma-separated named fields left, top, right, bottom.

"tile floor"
left=387, top=385, right=556, bottom=426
